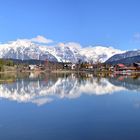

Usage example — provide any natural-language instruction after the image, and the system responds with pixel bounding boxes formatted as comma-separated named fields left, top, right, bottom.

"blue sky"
left=0, top=0, right=140, bottom=50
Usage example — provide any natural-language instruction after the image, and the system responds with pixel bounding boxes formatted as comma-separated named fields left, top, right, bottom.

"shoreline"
left=0, top=69, right=139, bottom=75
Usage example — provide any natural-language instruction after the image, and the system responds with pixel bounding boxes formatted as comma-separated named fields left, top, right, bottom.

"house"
left=113, top=63, right=137, bottom=75
left=63, top=63, right=76, bottom=70
left=81, top=63, right=93, bottom=69
left=71, top=64, right=76, bottom=70
left=109, top=66, right=114, bottom=72
left=29, top=65, right=37, bottom=70
left=29, top=64, right=45, bottom=71
left=86, top=64, right=93, bottom=69
left=114, top=64, right=126, bottom=71
left=133, top=63, right=140, bottom=71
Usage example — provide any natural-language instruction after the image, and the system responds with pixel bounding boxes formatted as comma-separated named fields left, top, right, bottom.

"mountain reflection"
left=0, top=72, right=139, bottom=105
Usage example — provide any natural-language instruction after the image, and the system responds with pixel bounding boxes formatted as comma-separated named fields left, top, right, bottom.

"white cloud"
left=30, top=35, right=53, bottom=44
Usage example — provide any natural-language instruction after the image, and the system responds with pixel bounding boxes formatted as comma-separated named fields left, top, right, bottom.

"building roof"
left=117, top=64, right=126, bottom=67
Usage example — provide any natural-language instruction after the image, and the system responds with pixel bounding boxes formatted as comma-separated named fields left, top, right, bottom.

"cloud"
left=30, top=35, right=53, bottom=44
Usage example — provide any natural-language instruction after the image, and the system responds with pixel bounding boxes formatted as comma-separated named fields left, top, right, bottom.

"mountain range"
left=106, top=50, right=140, bottom=64
left=0, top=39, right=124, bottom=63
left=0, top=39, right=139, bottom=64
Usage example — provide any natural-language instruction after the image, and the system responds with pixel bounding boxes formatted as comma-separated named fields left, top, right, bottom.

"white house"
left=29, top=65, right=37, bottom=70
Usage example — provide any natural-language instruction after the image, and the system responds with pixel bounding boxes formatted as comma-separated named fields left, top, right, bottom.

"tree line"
left=0, top=59, right=14, bottom=71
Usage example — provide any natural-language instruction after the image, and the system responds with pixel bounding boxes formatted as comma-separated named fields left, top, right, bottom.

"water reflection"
left=109, top=75, right=140, bottom=91
left=0, top=72, right=139, bottom=105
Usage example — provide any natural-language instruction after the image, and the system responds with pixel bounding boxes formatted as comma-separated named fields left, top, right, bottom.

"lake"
left=0, top=72, right=140, bottom=140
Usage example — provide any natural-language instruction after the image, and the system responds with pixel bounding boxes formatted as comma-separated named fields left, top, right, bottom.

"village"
left=25, top=60, right=140, bottom=75
left=0, top=58, right=139, bottom=75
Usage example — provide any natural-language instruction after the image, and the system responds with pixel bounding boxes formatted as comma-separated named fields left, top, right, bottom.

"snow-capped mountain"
left=106, top=49, right=140, bottom=63
left=0, top=40, right=58, bottom=61
left=45, top=42, right=86, bottom=62
left=80, top=46, right=124, bottom=63
left=0, top=39, right=124, bottom=63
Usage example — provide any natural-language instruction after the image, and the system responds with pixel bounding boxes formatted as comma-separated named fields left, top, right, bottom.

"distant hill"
left=0, top=59, right=46, bottom=65
left=106, top=55, right=140, bottom=65
left=106, top=49, right=140, bottom=65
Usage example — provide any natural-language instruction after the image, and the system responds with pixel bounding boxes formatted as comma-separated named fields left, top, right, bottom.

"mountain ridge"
left=0, top=39, right=124, bottom=63
left=106, top=50, right=140, bottom=64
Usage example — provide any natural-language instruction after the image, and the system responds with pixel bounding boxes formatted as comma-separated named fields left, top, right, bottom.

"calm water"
left=0, top=72, right=140, bottom=140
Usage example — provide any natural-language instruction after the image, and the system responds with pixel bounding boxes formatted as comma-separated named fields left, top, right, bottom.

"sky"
left=0, top=0, right=140, bottom=50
